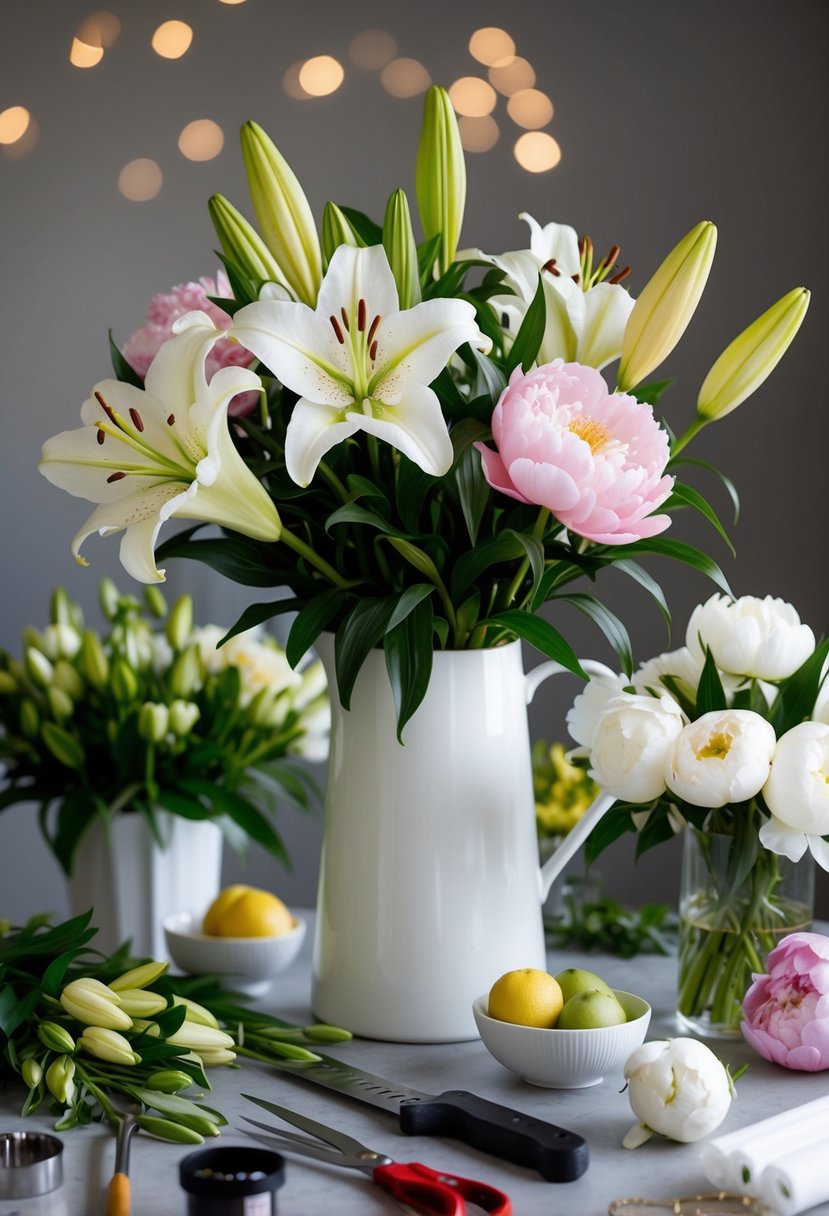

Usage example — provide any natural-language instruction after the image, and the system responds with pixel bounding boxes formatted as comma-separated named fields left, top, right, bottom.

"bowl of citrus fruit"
left=164, top=884, right=306, bottom=996
left=473, top=966, right=650, bottom=1088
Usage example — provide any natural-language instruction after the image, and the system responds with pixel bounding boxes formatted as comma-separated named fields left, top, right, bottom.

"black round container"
left=179, top=1145, right=286, bottom=1215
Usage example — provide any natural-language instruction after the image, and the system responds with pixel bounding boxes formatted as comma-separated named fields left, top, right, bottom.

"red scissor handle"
left=374, top=1162, right=512, bottom=1215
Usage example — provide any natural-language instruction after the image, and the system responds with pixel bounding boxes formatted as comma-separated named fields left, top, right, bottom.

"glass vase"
left=677, top=823, right=814, bottom=1038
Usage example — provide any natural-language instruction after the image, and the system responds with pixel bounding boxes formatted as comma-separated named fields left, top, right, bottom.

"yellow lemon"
left=202, top=885, right=294, bottom=938
left=487, top=968, right=564, bottom=1028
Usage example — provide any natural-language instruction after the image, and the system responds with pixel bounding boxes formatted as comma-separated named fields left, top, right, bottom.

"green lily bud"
left=45, top=1055, right=75, bottom=1105
left=167, top=1022, right=234, bottom=1052
left=268, top=1041, right=322, bottom=1063
left=111, top=659, right=139, bottom=705
left=110, top=960, right=169, bottom=992
left=416, top=85, right=466, bottom=276
left=166, top=595, right=194, bottom=651
left=131, top=1019, right=162, bottom=1037
left=47, top=686, right=73, bottom=720
left=20, top=699, right=39, bottom=738
left=169, top=699, right=200, bottom=737
left=50, top=586, right=74, bottom=627
left=144, top=1070, right=193, bottom=1094
left=383, top=189, right=421, bottom=310
left=52, top=660, right=84, bottom=699
left=169, top=646, right=201, bottom=699
left=209, top=193, right=287, bottom=290
left=302, top=1022, right=354, bottom=1044
left=618, top=220, right=717, bottom=392
left=60, top=977, right=132, bottom=1030
left=697, top=286, right=810, bottom=421
left=42, top=623, right=82, bottom=660
left=22, top=1058, right=43, bottom=1088
left=80, top=631, right=109, bottom=688
left=173, top=995, right=219, bottom=1029
left=195, top=1047, right=237, bottom=1067
left=113, top=988, right=168, bottom=1017
left=37, top=1021, right=77, bottom=1053
left=138, top=1114, right=204, bottom=1145
left=240, top=120, right=322, bottom=306
left=248, top=686, right=276, bottom=727
left=144, top=585, right=167, bottom=619
left=25, top=646, right=54, bottom=689
left=79, top=1026, right=140, bottom=1065
left=321, top=201, right=361, bottom=267
left=42, top=722, right=84, bottom=769
left=0, top=670, right=17, bottom=694
left=99, top=577, right=121, bottom=620
left=138, top=701, right=169, bottom=743
left=23, top=626, right=44, bottom=653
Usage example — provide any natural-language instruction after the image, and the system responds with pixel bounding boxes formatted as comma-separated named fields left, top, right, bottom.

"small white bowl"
left=164, top=911, right=306, bottom=997
left=472, top=989, right=651, bottom=1088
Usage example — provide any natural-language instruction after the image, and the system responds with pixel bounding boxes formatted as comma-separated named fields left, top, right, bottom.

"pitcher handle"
left=524, top=658, right=619, bottom=705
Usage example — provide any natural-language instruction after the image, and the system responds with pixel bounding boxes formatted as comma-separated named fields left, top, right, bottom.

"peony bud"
left=169, top=699, right=200, bottom=737
left=321, top=200, right=361, bottom=266
left=166, top=595, right=194, bottom=652
left=687, top=593, right=815, bottom=682
left=209, top=192, right=287, bottom=290
left=383, top=188, right=421, bottom=309
left=617, top=220, right=717, bottom=391
left=416, top=86, right=466, bottom=276
left=45, top=1056, right=76, bottom=1106
left=60, top=977, right=133, bottom=1030
left=138, top=701, right=169, bottom=744
left=110, top=960, right=169, bottom=993
left=79, top=1026, right=140, bottom=1066
left=37, top=1021, right=77, bottom=1053
left=622, top=1038, right=732, bottom=1148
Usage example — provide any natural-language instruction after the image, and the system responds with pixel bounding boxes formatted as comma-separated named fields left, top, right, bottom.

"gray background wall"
left=1, top=0, right=827, bottom=921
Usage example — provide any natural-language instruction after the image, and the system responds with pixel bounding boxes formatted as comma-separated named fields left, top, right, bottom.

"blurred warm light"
left=76, top=11, right=121, bottom=48
left=298, top=56, right=345, bottom=97
left=151, top=20, right=193, bottom=60
left=2, top=115, right=39, bottom=159
left=514, top=132, right=561, bottom=173
left=0, top=106, right=31, bottom=145
left=489, top=57, right=536, bottom=96
left=118, top=158, right=163, bottom=201
left=448, top=76, right=496, bottom=118
left=458, top=115, right=499, bottom=153
left=178, top=119, right=224, bottom=161
left=380, top=58, right=431, bottom=98
left=469, top=27, right=515, bottom=68
left=507, top=88, right=554, bottom=129
left=217, top=0, right=247, bottom=4
left=348, top=29, right=397, bottom=70
left=283, top=62, right=311, bottom=100
left=69, top=37, right=104, bottom=68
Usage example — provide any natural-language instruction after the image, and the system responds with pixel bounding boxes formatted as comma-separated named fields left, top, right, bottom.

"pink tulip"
left=474, top=360, right=673, bottom=544
left=741, top=932, right=829, bottom=1071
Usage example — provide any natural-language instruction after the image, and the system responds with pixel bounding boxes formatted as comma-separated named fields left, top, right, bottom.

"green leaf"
left=417, top=233, right=442, bottom=283
left=622, top=536, right=732, bottom=597
left=154, top=535, right=280, bottom=587
left=771, top=637, right=829, bottom=734
left=334, top=597, right=396, bottom=710
left=585, top=804, right=634, bottom=864
left=157, top=790, right=210, bottom=820
left=465, top=345, right=506, bottom=400
left=506, top=529, right=545, bottom=598
left=695, top=647, right=727, bottom=715
left=214, top=251, right=259, bottom=308
left=505, top=275, right=546, bottom=375
left=665, top=481, right=735, bottom=555
left=451, top=533, right=527, bottom=600
left=635, top=807, right=678, bottom=858
left=454, top=443, right=489, bottom=548
left=481, top=610, right=586, bottom=679
left=338, top=205, right=383, bottom=246
left=0, top=984, right=40, bottom=1038
left=611, top=559, right=671, bottom=634
left=631, top=378, right=674, bottom=406
left=285, top=587, right=348, bottom=668
left=42, top=948, right=86, bottom=997
left=384, top=537, right=445, bottom=588
left=384, top=598, right=435, bottom=741
left=326, top=502, right=401, bottom=535
left=108, top=331, right=144, bottom=388
left=346, top=474, right=390, bottom=505
left=183, top=783, right=290, bottom=866
left=218, top=598, right=303, bottom=647
left=387, top=585, right=434, bottom=633
left=670, top=455, right=740, bottom=523
left=554, top=593, right=633, bottom=677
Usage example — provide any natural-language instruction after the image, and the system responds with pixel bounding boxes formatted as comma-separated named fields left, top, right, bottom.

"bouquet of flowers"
left=0, top=581, right=328, bottom=875
left=37, top=88, right=809, bottom=736
left=569, top=592, right=828, bottom=1031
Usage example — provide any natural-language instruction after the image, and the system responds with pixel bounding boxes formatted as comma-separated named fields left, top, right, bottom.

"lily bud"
left=131, top=1019, right=161, bottom=1038
left=20, top=699, right=39, bottom=738
left=166, top=1022, right=235, bottom=1053
left=209, top=193, right=287, bottom=290
left=60, top=977, right=133, bottom=1030
left=416, top=85, right=466, bottom=275
left=41, top=623, right=82, bottom=660
left=302, top=1023, right=353, bottom=1044
left=195, top=1047, right=237, bottom=1067
left=22, top=1058, right=43, bottom=1088
left=42, top=722, right=84, bottom=769
left=50, top=586, right=74, bottom=627
left=240, top=120, right=322, bottom=306
left=169, top=646, right=201, bottom=699
left=173, top=995, right=220, bottom=1029
left=99, top=577, right=121, bottom=620
left=25, top=647, right=54, bottom=689
left=37, top=1021, right=77, bottom=1054
left=110, top=960, right=169, bottom=992
left=169, top=699, right=200, bottom=737
left=144, top=585, right=167, bottom=619
left=47, top=686, right=73, bottom=721
left=138, top=1115, right=204, bottom=1145
left=166, top=594, right=194, bottom=651
left=618, top=220, right=717, bottom=391
left=144, top=1070, right=193, bottom=1093
left=45, top=1056, right=75, bottom=1105
left=383, top=189, right=421, bottom=310
left=113, top=988, right=168, bottom=1018
left=138, top=701, right=169, bottom=744
left=0, top=670, right=17, bottom=694
left=321, top=201, right=361, bottom=267
left=79, top=1026, right=140, bottom=1066
left=111, top=659, right=139, bottom=705
left=697, top=287, right=810, bottom=421
left=53, top=659, right=84, bottom=700
left=80, top=631, right=109, bottom=688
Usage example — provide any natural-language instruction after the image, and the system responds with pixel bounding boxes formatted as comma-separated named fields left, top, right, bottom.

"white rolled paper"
left=759, top=1137, right=829, bottom=1216
left=700, top=1094, right=829, bottom=1196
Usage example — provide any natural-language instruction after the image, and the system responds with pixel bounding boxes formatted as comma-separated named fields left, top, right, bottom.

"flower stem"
left=670, top=416, right=707, bottom=458
left=279, top=526, right=350, bottom=588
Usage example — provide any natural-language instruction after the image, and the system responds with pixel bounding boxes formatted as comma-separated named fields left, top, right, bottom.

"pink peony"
left=741, top=932, right=829, bottom=1071
left=474, top=359, right=673, bottom=544
left=122, top=271, right=259, bottom=417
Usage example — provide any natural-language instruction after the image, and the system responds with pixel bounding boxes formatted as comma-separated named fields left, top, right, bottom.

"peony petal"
left=807, top=834, right=829, bottom=873
left=506, top=456, right=581, bottom=512
left=758, top=816, right=809, bottom=862
left=474, top=443, right=531, bottom=503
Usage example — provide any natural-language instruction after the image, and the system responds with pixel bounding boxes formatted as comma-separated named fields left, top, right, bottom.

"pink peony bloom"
left=741, top=931, right=829, bottom=1071
left=122, top=271, right=259, bottom=417
left=474, top=359, right=674, bottom=544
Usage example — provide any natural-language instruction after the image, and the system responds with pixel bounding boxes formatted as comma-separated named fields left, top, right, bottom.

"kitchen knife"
left=258, top=1045, right=588, bottom=1182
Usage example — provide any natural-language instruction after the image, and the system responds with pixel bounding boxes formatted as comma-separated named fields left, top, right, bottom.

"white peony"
left=761, top=721, right=829, bottom=870
left=664, top=709, right=776, bottom=808
left=565, top=665, right=628, bottom=753
left=633, top=646, right=704, bottom=701
left=686, top=593, right=815, bottom=681
left=589, top=692, right=685, bottom=802
left=622, top=1038, right=732, bottom=1148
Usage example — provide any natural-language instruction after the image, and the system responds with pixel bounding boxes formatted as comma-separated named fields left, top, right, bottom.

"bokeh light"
left=178, top=119, right=225, bottom=162
left=469, top=27, right=516, bottom=68
left=0, top=106, right=31, bottom=145
left=380, top=58, right=431, bottom=98
left=283, top=62, right=311, bottom=100
left=69, top=37, right=104, bottom=68
left=448, top=76, right=497, bottom=118
left=458, top=115, right=500, bottom=153
left=217, top=0, right=248, bottom=4
left=507, top=88, right=554, bottom=129
left=298, top=56, right=345, bottom=97
left=489, top=57, right=536, bottom=96
left=348, top=29, right=398, bottom=70
left=76, top=11, right=121, bottom=48
left=514, top=132, right=561, bottom=173
left=1, top=115, right=38, bottom=159
left=151, top=20, right=193, bottom=60
left=118, top=158, right=163, bottom=201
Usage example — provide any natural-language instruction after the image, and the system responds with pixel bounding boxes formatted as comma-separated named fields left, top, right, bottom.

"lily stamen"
left=369, top=340, right=378, bottom=362
left=167, top=414, right=175, bottom=426
left=340, top=306, right=350, bottom=332
left=610, top=266, right=632, bottom=284
left=107, top=471, right=127, bottom=483
left=367, top=314, right=382, bottom=346
left=129, top=408, right=145, bottom=433
left=96, top=429, right=105, bottom=445
left=357, top=298, right=367, bottom=331
left=329, top=315, right=345, bottom=344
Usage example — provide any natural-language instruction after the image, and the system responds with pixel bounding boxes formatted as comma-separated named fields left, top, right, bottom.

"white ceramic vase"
left=67, top=810, right=223, bottom=960
left=311, top=635, right=600, bottom=1043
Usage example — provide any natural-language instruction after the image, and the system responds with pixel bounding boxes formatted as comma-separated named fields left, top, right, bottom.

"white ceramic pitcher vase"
left=311, top=636, right=613, bottom=1042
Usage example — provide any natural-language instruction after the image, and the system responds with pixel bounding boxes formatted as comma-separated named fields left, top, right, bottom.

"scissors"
left=240, top=1092, right=512, bottom=1214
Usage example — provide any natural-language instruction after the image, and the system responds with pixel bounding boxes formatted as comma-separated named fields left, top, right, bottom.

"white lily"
left=487, top=213, right=635, bottom=371
left=230, top=244, right=491, bottom=486
left=39, top=313, right=281, bottom=583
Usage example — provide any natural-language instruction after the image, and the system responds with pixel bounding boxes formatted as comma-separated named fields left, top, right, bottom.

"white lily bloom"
left=623, top=1038, right=732, bottom=1148
left=665, top=709, right=776, bottom=808
left=687, top=593, right=815, bottom=681
left=589, top=691, right=685, bottom=803
left=487, top=213, right=635, bottom=371
left=39, top=314, right=280, bottom=583
left=761, top=721, right=829, bottom=870
left=231, top=244, right=491, bottom=486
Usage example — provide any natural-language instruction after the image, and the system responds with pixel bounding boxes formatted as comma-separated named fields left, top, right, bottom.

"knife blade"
left=257, top=1044, right=588, bottom=1182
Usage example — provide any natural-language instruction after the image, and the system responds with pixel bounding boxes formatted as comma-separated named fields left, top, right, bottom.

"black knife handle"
left=399, top=1090, right=588, bottom=1182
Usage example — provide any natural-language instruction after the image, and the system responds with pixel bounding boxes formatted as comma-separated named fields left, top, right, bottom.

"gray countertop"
left=2, top=914, right=828, bottom=1216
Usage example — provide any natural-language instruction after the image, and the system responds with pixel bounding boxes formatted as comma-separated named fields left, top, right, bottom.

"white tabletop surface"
left=2, top=913, right=828, bottom=1216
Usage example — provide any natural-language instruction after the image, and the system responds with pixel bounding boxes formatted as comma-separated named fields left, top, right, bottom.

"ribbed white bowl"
left=164, top=911, right=306, bottom=997
left=472, top=989, right=651, bottom=1088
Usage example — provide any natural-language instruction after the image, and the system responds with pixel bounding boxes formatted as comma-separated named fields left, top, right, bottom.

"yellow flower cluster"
left=533, top=741, right=598, bottom=840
